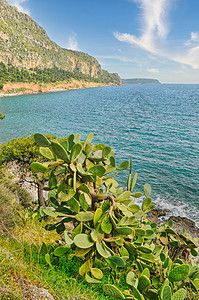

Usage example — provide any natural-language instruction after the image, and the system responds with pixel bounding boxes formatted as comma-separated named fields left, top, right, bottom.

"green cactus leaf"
left=70, top=143, right=83, bottom=162
left=135, top=228, right=146, bottom=237
left=90, top=230, right=98, bottom=242
left=191, top=249, right=198, bottom=256
left=160, top=253, right=166, bottom=262
left=141, top=268, right=150, bottom=278
left=85, top=273, right=101, bottom=284
left=96, top=241, right=111, bottom=258
left=85, top=143, right=93, bottom=157
left=117, top=191, right=131, bottom=201
left=54, top=246, right=68, bottom=257
left=74, top=133, right=81, bottom=143
left=51, top=141, right=70, bottom=161
left=116, top=160, right=130, bottom=170
left=120, top=247, right=129, bottom=259
left=103, top=284, right=125, bottom=299
left=191, top=279, right=199, bottom=292
left=34, top=133, right=51, bottom=147
left=74, top=247, right=91, bottom=257
left=49, top=172, right=57, bottom=188
left=131, top=192, right=142, bottom=198
left=128, top=204, right=140, bottom=213
left=116, top=227, right=133, bottom=235
left=102, top=146, right=111, bottom=158
left=90, top=268, right=103, bottom=279
left=93, top=208, right=103, bottom=228
left=88, top=165, right=106, bottom=176
left=137, top=275, right=151, bottom=293
left=79, top=260, right=90, bottom=276
left=66, top=198, right=80, bottom=213
left=108, top=256, right=125, bottom=268
left=64, top=231, right=73, bottom=246
left=168, top=219, right=173, bottom=228
left=31, top=162, right=48, bottom=173
left=148, top=289, right=158, bottom=300
left=84, top=132, right=94, bottom=146
left=79, top=194, right=89, bottom=211
left=61, top=140, right=69, bottom=151
left=162, top=285, right=172, bottom=300
left=130, top=172, right=138, bottom=191
left=75, top=211, right=94, bottom=222
left=172, top=288, right=187, bottom=300
left=110, top=156, right=116, bottom=167
left=126, top=271, right=135, bottom=286
left=39, top=147, right=54, bottom=159
left=131, top=286, right=145, bottom=300
left=137, top=246, right=152, bottom=254
left=45, top=253, right=51, bottom=266
left=101, top=216, right=112, bottom=234
left=43, top=207, right=57, bottom=217
left=144, top=183, right=151, bottom=197
left=142, top=197, right=152, bottom=212
left=169, top=264, right=190, bottom=282
left=74, top=234, right=94, bottom=249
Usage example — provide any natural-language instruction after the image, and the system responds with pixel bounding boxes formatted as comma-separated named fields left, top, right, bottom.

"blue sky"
left=7, top=0, right=199, bottom=83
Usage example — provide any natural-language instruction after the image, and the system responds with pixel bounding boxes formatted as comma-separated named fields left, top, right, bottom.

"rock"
left=168, top=216, right=199, bottom=239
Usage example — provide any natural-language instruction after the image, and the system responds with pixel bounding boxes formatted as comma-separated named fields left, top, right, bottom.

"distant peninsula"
left=122, top=78, right=161, bottom=84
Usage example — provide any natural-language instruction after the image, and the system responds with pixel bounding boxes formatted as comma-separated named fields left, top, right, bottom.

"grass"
left=0, top=173, right=111, bottom=299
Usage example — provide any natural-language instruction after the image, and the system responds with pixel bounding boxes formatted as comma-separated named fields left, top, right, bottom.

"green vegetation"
left=30, top=132, right=199, bottom=299
left=0, top=82, right=3, bottom=90
left=0, top=113, right=5, bottom=120
left=0, top=132, right=199, bottom=299
left=0, top=62, right=121, bottom=85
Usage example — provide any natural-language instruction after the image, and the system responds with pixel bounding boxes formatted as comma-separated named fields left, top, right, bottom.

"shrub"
left=0, top=82, right=3, bottom=90
left=31, top=132, right=199, bottom=299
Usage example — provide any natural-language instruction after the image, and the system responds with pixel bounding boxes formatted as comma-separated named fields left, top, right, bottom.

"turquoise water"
left=0, top=84, right=199, bottom=224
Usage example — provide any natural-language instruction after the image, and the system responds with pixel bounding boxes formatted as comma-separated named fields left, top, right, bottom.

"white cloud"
left=114, top=0, right=199, bottom=70
left=114, top=0, right=171, bottom=54
left=98, top=55, right=136, bottom=63
left=7, top=0, right=30, bottom=15
left=67, top=33, right=79, bottom=51
left=175, top=46, right=199, bottom=69
left=147, top=68, right=159, bottom=73
left=191, top=32, right=199, bottom=42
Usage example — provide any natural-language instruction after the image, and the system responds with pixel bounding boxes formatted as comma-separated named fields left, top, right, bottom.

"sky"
left=6, top=0, right=199, bottom=83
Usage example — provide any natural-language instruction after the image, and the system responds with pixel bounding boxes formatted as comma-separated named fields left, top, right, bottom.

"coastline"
left=0, top=80, right=118, bottom=98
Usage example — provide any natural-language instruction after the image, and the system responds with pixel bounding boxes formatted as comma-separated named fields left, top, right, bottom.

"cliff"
left=0, top=0, right=121, bottom=84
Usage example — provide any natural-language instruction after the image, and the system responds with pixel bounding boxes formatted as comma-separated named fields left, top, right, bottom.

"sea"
left=0, top=84, right=199, bottom=225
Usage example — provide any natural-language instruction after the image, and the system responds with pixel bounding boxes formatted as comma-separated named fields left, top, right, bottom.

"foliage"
left=0, top=62, right=121, bottom=85
left=0, top=112, right=5, bottom=120
left=0, top=82, right=3, bottom=90
left=0, top=135, right=57, bottom=207
left=31, top=132, right=199, bottom=299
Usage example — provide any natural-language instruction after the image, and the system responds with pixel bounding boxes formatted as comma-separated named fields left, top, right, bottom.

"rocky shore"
left=0, top=80, right=116, bottom=98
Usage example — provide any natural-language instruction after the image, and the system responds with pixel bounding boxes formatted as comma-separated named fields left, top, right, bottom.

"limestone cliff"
left=0, top=0, right=121, bottom=84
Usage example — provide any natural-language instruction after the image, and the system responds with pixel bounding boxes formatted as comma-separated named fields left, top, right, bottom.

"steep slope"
left=0, top=0, right=121, bottom=84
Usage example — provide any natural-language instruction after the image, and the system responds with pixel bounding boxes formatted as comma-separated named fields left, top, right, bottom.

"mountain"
left=122, top=78, right=161, bottom=84
left=0, top=0, right=121, bottom=84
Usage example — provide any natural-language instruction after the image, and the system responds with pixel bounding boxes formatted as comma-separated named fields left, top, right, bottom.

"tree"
left=0, top=135, right=57, bottom=207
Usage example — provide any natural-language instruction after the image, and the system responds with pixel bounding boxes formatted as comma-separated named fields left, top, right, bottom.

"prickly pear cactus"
left=102, top=284, right=125, bottom=299
left=29, top=132, right=199, bottom=300
left=169, top=265, right=190, bottom=282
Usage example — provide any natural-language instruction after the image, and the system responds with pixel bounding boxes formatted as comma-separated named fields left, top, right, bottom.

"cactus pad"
left=103, top=284, right=125, bottom=299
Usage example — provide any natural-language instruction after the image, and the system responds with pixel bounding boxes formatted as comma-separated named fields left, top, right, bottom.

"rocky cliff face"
left=0, top=0, right=121, bottom=83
